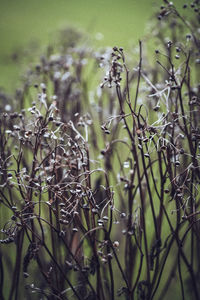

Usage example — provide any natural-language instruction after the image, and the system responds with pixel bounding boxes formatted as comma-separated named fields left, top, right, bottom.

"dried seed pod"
left=113, top=241, right=119, bottom=248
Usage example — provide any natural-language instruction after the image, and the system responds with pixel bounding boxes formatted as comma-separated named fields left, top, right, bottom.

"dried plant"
left=0, top=1, right=200, bottom=299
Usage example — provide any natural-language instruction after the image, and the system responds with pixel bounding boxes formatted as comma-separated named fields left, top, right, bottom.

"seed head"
left=113, top=241, right=119, bottom=248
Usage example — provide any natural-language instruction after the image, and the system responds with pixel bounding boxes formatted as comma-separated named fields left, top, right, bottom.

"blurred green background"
left=0, top=0, right=184, bottom=92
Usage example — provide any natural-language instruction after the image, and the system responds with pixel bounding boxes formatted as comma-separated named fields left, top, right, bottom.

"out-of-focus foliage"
left=0, top=0, right=155, bottom=92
